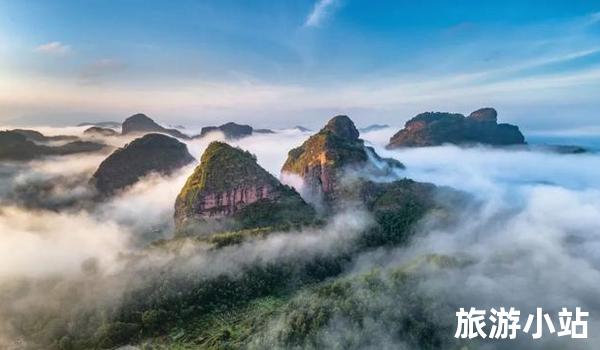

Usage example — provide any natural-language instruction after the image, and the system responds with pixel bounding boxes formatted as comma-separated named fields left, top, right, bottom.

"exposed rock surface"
left=387, top=107, right=525, bottom=148
left=84, top=126, right=119, bottom=137
left=11, top=129, right=79, bottom=143
left=121, top=113, right=190, bottom=139
left=0, top=131, right=107, bottom=161
left=281, top=115, right=404, bottom=207
left=174, top=141, right=315, bottom=233
left=195, top=122, right=254, bottom=139
left=91, top=133, right=195, bottom=196
left=468, top=107, right=497, bottom=123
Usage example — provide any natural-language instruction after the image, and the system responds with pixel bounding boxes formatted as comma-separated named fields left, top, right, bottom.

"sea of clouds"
left=0, top=124, right=599, bottom=349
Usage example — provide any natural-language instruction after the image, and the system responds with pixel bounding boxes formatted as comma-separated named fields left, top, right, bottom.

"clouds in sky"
left=34, top=41, right=71, bottom=56
left=1, top=3, right=599, bottom=129
left=2, top=48, right=600, bottom=130
left=304, top=0, right=338, bottom=27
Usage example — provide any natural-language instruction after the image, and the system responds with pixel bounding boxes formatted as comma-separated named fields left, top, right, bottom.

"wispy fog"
left=348, top=133, right=600, bottom=349
left=0, top=125, right=598, bottom=349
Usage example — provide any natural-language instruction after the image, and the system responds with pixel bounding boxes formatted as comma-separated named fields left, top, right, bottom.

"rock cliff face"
left=281, top=115, right=404, bottom=207
left=84, top=126, right=119, bottom=137
left=0, top=131, right=107, bottom=161
left=121, top=113, right=190, bottom=139
left=174, top=141, right=315, bottom=233
left=91, top=133, right=195, bottom=196
left=195, top=122, right=254, bottom=139
left=387, top=108, right=525, bottom=148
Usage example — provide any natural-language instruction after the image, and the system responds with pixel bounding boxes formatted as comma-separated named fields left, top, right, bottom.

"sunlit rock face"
left=387, top=107, right=525, bottom=148
left=91, top=133, right=195, bottom=196
left=174, top=141, right=315, bottom=233
left=281, top=115, right=404, bottom=208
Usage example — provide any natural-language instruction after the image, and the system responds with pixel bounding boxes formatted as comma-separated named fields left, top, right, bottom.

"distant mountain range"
left=359, top=124, right=390, bottom=133
left=77, top=121, right=122, bottom=128
left=0, top=130, right=108, bottom=160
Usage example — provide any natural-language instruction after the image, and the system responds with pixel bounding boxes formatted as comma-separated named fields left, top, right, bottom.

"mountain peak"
left=322, top=115, right=360, bottom=140
left=91, top=133, right=194, bottom=196
left=387, top=107, right=524, bottom=148
left=282, top=115, right=403, bottom=208
left=128, top=113, right=152, bottom=121
left=121, top=113, right=190, bottom=139
left=122, top=113, right=162, bottom=134
left=175, top=141, right=314, bottom=233
left=468, top=107, right=497, bottom=123
left=197, top=122, right=253, bottom=139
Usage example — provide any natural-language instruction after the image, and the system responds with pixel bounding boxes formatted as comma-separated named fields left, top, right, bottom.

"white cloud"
left=304, top=0, right=338, bottom=27
left=34, top=41, right=71, bottom=56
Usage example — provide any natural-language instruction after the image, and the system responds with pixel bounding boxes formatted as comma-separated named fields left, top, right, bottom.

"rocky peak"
left=121, top=113, right=190, bottom=139
left=322, top=115, right=360, bottom=140
left=468, top=107, right=497, bottom=123
left=387, top=107, right=525, bottom=148
left=408, top=112, right=464, bottom=125
left=282, top=115, right=404, bottom=208
left=196, top=122, right=254, bottom=140
left=174, top=142, right=314, bottom=233
left=91, top=133, right=195, bottom=196
left=122, top=114, right=157, bottom=133
left=84, top=126, right=119, bottom=137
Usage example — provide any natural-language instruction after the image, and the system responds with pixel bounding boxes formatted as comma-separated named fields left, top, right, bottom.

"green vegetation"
left=138, top=256, right=471, bottom=350
left=282, top=130, right=368, bottom=175
left=1, top=126, right=468, bottom=349
left=359, top=179, right=435, bottom=247
left=281, top=115, right=406, bottom=209
left=92, top=133, right=194, bottom=196
left=3, top=178, right=445, bottom=350
left=178, top=142, right=272, bottom=201
left=248, top=268, right=460, bottom=349
left=231, top=187, right=317, bottom=230
left=174, top=142, right=316, bottom=234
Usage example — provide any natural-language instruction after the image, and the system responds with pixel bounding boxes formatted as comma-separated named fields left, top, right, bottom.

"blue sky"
left=1, top=0, right=599, bottom=130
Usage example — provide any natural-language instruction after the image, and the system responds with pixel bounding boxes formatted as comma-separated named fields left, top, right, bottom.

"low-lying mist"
left=0, top=124, right=598, bottom=349
left=345, top=132, right=600, bottom=349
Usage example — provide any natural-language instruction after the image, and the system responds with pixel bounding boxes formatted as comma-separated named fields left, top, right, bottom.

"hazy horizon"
left=1, top=1, right=600, bottom=130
